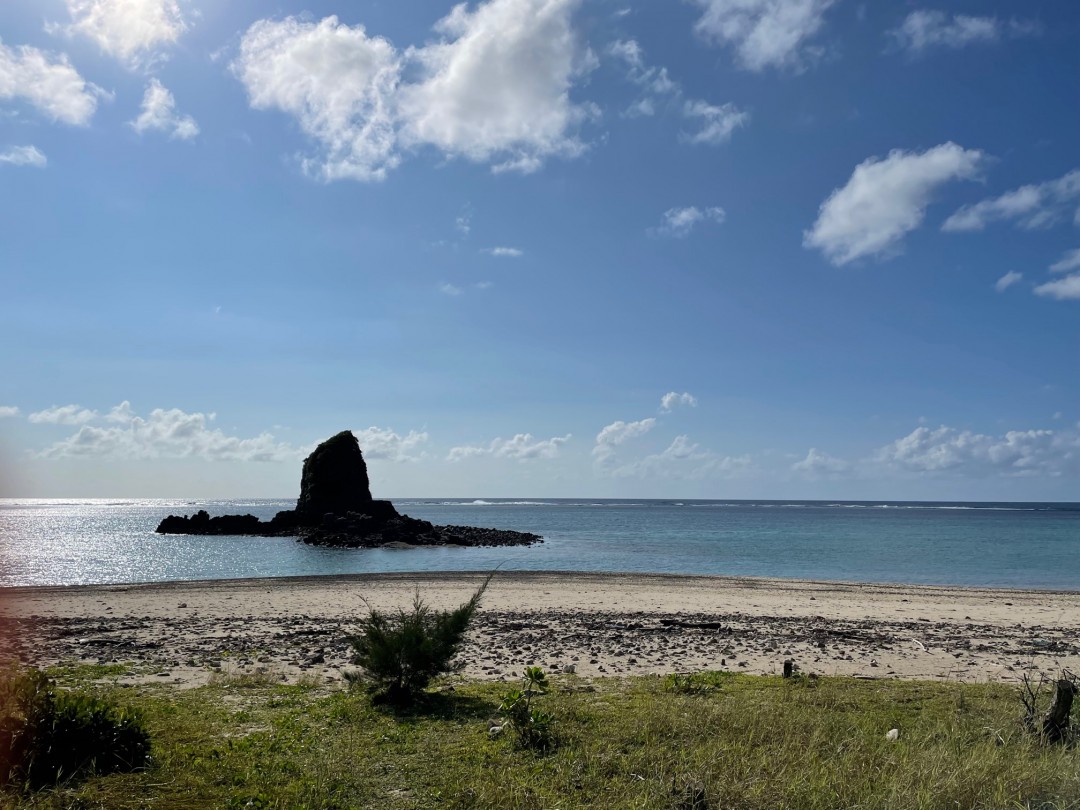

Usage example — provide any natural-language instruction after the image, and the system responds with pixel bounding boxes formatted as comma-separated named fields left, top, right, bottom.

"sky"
left=1, top=0, right=1078, bottom=500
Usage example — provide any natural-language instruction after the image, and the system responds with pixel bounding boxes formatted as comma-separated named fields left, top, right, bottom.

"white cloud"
left=28, top=404, right=98, bottom=425
left=659, top=392, right=697, bottom=412
left=691, top=0, right=837, bottom=72
left=234, top=1, right=593, bottom=182
left=653, top=206, right=726, bottom=238
left=233, top=15, right=401, bottom=183
left=0, top=40, right=104, bottom=125
left=397, top=0, right=593, bottom=173
left=874, top=424, right=1080, bottom=477
left=352, top=426, right=429, bottom=462
left=37, top=404, right=298, bottom=462
left=889, top=10, right=1039, bottom=54
left=994, top=271, right=1022, bottom=292
left=1049, top=249, right=1080, bottom=275
left=483, top=247, right=524, bottom=257
left=607, top=38, right=678, bottom=96
left=890, top=11, right=998, bottom=52
left=1034, top=275, right=1080, bottom=301
left=455, top=210, right=472, bottom=235
left=804, top=142, right=984, bottom=265
left=130, top=79, right=198, bottom=140
left=58, top=0, right=187, bottom=68
left=439, top=282, right=463, bottom=296
left=681, top=100, right=748, bottom=146
left=942, top=169, right=1080, bottom=233
left=448, top=433, right=570, bottom=462
left=0, top=406, right=20, bottom=418
left=612, top=435, right=752, bottom=479
left=791, top=447, right=849, bottom=476
left=0, top=145, right=46, bottom=167
left=592, top=417, right=656, bottom=463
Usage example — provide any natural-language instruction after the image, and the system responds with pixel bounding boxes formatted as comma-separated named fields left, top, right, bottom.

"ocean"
left=0, top=498, right=1078, bottom=590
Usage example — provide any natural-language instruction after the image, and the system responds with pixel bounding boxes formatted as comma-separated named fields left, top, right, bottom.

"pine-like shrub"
left=0, top=669, right=150, bottom=789
left=346, top=575, right=491, bottom=705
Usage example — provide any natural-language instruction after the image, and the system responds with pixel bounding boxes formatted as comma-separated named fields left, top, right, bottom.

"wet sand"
left=2, top=572, right=1078, bottom=688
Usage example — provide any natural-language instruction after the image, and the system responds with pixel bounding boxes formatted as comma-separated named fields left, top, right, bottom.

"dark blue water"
left=0, top=498, right=1077, bottom=589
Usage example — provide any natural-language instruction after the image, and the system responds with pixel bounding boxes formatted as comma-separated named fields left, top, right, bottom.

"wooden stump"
left=1042, top=678, right=1077, bottom=743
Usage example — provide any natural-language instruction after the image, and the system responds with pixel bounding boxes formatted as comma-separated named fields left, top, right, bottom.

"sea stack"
left=156, top=430, right=542, bottom=549
left=295, top=430, right=373, bottom=518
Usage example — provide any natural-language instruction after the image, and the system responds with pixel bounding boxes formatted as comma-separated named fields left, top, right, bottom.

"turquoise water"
left=0, top=498, right=1078, bottom=589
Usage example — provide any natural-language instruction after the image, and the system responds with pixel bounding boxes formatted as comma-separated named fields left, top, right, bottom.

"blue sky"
left=1, top=0, right=1078, bottom=500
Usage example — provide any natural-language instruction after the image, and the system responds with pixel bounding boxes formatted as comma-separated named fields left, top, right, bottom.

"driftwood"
left=1022, top=672, right=1077, bottom=744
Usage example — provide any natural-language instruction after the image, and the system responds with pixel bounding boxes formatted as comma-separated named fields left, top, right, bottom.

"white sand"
left=2, top=572, right=1077, bottom=688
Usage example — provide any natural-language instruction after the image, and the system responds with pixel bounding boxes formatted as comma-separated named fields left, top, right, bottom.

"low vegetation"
left=0, top=668, right=150, bottom=792
left=2, top=666, right=1078, bottom=809
left=345, top=575, right=491, bottom=705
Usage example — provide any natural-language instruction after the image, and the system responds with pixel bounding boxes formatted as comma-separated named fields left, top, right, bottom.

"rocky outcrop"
left=155, top=431, right=542, bottom=549
left=295, top=431, right=373, bottom=519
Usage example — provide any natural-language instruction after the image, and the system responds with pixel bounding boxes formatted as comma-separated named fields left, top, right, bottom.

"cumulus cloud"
left=691, top=0, right=837, bottom=72
left=57, top=0, right=187, bottom=68
left=681, top=100, right=748, bottom=146
left=233, top=0, right=594, bottom=182
left=612, top=435, right=751, bottom=479
left=874, top=424, right=1080, bottom=477
left=0, top=40, right=104, bottom=125
left=0, top=406, right=20, bottom=418
left=447, top=433, right=570, bottom=462
left=233, top=16, right=401, bottom=182
left=0, top=145, right=46, bottom=167
left=993, top=271, right=1023, bottom=292
left=28, top=404, right=98, bottom=425
left=660, top=392, right=697, bottom=412
left=483, top=247, right=523, bottom=257
left=1034, top=275, right=1080, bottom=301
left=130, top=79, right=198, bottom=139
left=607, top=38, right=678, bottom=98
left=352, top=426, right=429, bottom=462
left=37, top=404, right=298, bottom=462
left=804, top=142, right=984, bottom=265
left=652, top=206, right=726, bottom=238
left=592, top=417, right=656, bottom=464
left=942, top=169, right=1080, bottom=233
left=791, top=447, right=849, bottom=476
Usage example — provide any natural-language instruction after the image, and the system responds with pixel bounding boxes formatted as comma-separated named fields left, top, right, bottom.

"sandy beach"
left=2, top=571, right=1078, bottom=688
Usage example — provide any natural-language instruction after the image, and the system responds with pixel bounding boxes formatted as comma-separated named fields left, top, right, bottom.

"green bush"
left=0, top=668, right=150, bottom=790
left=346, top=575, right=491, bottom=705
left=498, top=666, right=555, bottom=750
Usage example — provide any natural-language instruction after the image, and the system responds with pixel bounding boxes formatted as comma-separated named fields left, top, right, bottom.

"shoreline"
left=3, top=571, right=1078, bottom=688
left=4, top=569, right=1079, bottom=596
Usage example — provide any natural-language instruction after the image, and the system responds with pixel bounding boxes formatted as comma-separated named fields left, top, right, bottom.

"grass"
left=3, top=670, right=1078, bottom=809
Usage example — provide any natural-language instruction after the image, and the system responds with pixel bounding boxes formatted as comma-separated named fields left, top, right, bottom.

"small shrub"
left=663, top=672, right=731, bottom=695
left=498, top=666, right=555, bottom=750
left=346, top=575, right=491, bottom=705
left=0, top=668, right=150, bottom=790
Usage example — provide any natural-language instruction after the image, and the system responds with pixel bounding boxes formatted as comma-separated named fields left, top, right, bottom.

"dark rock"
left=154, top=430, right=542, bottom=550
left=295, top=430, right=373, bottom=519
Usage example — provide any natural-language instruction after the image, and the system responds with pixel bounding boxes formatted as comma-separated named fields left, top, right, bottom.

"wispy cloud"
left=889, top=10, right=1040, bottom=54
left=652, top=206, right=726, bottom=238
left=994, top=271, right=1022, bottom=292
left=942, top=169, right=1080, bottom=233
left=690, top=0, right=838, bottom=72
left=0, top=145, right=46, bottom=167
left=482, top=247, right=523, bottom=258
left=130, top=79, right=198, bottom=140
left=448, top=433, right=570, bottom=462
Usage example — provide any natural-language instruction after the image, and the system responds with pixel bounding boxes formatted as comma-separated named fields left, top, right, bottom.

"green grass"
left=4, top=671, right=1078, bottom=809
